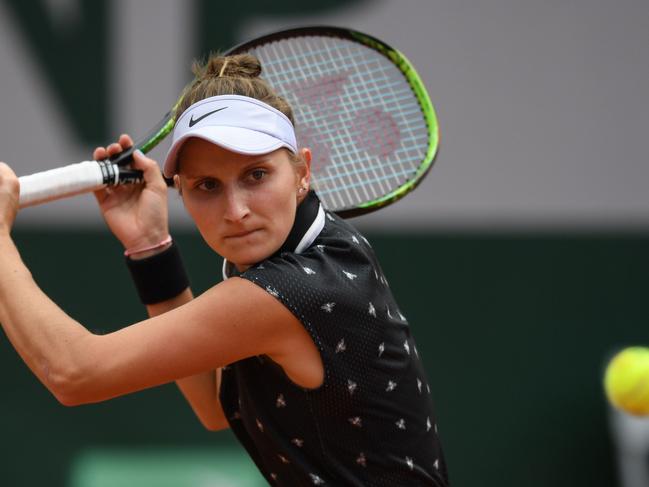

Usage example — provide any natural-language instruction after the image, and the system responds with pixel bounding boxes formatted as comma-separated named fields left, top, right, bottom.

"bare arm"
left=0, top=222, right=299, bottom=407
left=90, top=137, right=228, bottom=430
left=146, top=290, right=229, bottom=432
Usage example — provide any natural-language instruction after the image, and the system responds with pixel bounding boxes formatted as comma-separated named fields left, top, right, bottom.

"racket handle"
left=18, top=160, right=143, bottom=209
left=109, top=146, right=136, bottom=166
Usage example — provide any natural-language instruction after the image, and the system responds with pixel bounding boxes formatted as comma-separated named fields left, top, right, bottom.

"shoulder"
left=244, top=211, right=376, bottom=282
left=238, top=211, right=387, bottom=319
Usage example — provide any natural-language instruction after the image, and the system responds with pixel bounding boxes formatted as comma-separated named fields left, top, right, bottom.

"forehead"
left=178, top=137, right=290, bottom=176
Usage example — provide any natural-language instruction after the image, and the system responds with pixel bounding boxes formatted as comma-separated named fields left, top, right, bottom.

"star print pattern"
left=310, top=473, right=326, bottom=485
left=348, top=416, right=363, bottom=428
left=356, top=452, right=367, bottom=467
left=219, top=197, right=448, bottom=486
left=406, top=457, right=414, bottom=470
left=320, top=302, right=335, bottom=313
left=343, top=270, right=357, bottom=280
left=276, top=394, right=286, bottom=408
left=266, top=286, right=280, bottom=297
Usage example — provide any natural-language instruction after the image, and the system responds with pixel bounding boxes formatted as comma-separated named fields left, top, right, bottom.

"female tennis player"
left=0, top=54, right=449, bottom=486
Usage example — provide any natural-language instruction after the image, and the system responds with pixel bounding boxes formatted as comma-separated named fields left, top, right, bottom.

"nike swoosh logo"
left=188, top=106, right=228, bottom=127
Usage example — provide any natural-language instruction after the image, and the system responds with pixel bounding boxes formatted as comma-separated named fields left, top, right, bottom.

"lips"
left=225, top=229, right=259, bottom=239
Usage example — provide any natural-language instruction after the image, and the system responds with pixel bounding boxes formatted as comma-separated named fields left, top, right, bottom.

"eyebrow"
left=181, top=156, right=274, bottom=180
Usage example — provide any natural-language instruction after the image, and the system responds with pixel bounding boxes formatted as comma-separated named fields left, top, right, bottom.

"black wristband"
left=125, top=241, right=190, bottom=304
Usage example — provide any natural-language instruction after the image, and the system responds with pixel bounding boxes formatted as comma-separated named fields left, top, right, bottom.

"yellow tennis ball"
left=605, top=347, right=649, bottom=415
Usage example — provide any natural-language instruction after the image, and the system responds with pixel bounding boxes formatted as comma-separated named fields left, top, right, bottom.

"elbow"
left=51, top=383, right=85, bottom=408
left=204, top=424, right=228, bottom=432
left=55, top=392, right=82, bottom=407
left=200, top=416, right=229, bottom=432
left=46, top=364, right=94, bottom=407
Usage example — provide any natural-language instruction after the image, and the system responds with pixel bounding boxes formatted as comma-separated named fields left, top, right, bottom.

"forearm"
left=145, top=287, right=193, bottom=318
left=143, top=285, right=228, bottom=431
left=176, top=369, right=228, bottom=431
left=0, top=234, right=91, bottom=401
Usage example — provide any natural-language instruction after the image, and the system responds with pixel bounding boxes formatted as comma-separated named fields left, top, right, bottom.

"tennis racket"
left=17, top=26, right=439, bottom=218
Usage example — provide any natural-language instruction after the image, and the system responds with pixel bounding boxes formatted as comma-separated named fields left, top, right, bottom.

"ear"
left=173, top=174, right=183, bottom=196
left=296, top=148, right=312, bottom=192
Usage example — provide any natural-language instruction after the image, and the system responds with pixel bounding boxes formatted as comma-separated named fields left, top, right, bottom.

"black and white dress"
left=220, top=191, right=449, bottom=486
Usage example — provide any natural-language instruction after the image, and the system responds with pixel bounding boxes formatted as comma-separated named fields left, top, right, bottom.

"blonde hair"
left=172, top=54, right=305, bottom=185
left=175, top=53, right=295, bottom=126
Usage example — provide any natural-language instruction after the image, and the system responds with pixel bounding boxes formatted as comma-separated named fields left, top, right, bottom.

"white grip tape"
left=18, top=160, right=107, bottom=209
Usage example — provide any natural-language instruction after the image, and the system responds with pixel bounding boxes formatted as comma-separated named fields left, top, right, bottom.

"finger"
left=118, top=134, right=134, bottom=149
left=93, top=147, right=107, bottom=161
left=0, top=161, right=17, bottom=179
left=132, top=150, right=165, bottom=186
left=0, top=162, right=20, bottom=194
left=93, top=182, right=135, bottom=204
left=106, top=143, right=124, bottom=157
left=93, top=187, right=108, bottom=204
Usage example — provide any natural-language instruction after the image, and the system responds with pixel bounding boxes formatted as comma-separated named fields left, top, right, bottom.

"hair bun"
left=176, top=52, right=294, bottom=126
left=194, top=53, right=262, bottom=80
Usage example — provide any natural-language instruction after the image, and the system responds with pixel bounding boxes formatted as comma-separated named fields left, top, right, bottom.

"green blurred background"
left=3, top=229, right=645, bottom=486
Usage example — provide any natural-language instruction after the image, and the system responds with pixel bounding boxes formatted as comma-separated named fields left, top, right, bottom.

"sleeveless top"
left=219, top=192, right=449, bottom=486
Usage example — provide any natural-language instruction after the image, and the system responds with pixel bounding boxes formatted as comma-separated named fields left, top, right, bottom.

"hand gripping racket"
left=17, top=26, right=439, bottom=218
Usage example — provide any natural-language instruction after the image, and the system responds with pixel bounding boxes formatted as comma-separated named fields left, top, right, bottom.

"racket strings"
left=246, top=35, right=429, bottom=212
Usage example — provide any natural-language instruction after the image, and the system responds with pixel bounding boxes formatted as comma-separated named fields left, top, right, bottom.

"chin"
left=224, top=245, right=279, bottom=269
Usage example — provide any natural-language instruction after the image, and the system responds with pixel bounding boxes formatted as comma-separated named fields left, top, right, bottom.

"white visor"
left=163, top=94, right=297, bottom=177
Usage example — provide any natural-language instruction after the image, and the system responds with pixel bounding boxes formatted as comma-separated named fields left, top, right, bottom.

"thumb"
left=131, top=149, right=165, bottom=187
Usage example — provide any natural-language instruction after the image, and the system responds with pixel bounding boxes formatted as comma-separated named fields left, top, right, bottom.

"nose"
left=222, top=187, right=250, bottom=222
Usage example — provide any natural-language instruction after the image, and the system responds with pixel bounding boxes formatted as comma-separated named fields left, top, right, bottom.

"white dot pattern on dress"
left=219, top=208, right=448, bottom=486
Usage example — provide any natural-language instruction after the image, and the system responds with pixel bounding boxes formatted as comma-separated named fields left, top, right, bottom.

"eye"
left=196, top=179, right=218, bottom=191
left=248, top=169, right=267, bottom=182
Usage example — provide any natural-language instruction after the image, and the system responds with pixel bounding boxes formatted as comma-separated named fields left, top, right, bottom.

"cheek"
left=255, top=181, right=297, bottom=227
left=182, top=194, right=219, bottom=235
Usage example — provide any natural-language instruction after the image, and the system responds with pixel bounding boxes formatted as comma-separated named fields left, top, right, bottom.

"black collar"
left=277, top=190, right=321, bottom=254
